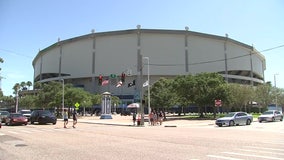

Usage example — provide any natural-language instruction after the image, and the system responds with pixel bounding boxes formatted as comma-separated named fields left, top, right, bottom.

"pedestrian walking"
left=149, top=111, right=154, bottom=126
left=158, top=111, right=163, bottom=125
left=63, top=109, right=68, bottom=128
left=153, top=111, right=157, bottom=125
left=132, top=111, right=137, bottom=126
left=72, top=109, right=77, bottom=128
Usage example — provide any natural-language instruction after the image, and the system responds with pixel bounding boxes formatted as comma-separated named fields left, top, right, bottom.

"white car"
left=215, top=112, right=253, bottom=127
left=258, top=110, right=283, bottom=122
left=19, top=109, right=32, bottom=121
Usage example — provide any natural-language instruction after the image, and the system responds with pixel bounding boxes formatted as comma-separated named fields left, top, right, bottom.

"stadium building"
left=32, top=27, right=266, bottom=104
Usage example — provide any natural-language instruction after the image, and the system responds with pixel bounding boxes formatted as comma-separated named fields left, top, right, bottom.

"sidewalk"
left=70, top=114, right=215, bottom=127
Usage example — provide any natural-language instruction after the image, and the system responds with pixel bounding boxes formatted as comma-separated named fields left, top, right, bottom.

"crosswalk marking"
left=206, top=143, right=284, bottom=160
left=7, top=131, right=19, bottom=135
left=0, top=132, right=6, bottom=136
left=20, top=130, right=33, bottom=133
left=222, top=151, right=283, bottom=160
left=207, top=155, right=243, bottom=160
left=237, top=148, right=284, bottom=156
left=245, top=146, right=284, bottom=152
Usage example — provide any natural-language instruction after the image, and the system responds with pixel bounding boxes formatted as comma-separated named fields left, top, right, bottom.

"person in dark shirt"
left=72, top=109, right=77, bottom=128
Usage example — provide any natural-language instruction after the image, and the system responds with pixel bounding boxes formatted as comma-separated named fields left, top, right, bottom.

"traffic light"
left=98, top=74, right=103, bottom=85
left=121, top=72, right=126, bottom=83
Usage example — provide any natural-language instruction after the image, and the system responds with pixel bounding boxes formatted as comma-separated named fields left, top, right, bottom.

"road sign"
left=215, top=99, right=222, bottom=107
left=75, top=102, right=80, bottom=110
left=110, top=74, right=117, bottom=79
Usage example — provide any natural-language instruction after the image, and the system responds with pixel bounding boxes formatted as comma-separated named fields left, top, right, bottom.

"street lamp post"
left=61, top=79, right=65, bottom=115
left=143, top=57, right=150, bottom=114
left=274, top=74, right=279, bottom=110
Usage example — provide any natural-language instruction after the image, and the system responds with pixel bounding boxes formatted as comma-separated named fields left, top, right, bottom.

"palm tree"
left=0, top=57, right=3, bottom=71
left=26, top=81, right=32, bottom=90
left=20, top=81, right=27, bottom=90
left=13, top=83, right=21, bottom=94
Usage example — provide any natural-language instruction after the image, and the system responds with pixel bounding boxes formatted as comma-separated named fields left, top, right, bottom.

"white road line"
left=237, top=149, right=284, bottom=156
left=7, top=131, right=19, bottom=135
left=20, top=130, right=33, bottom=133
left=30, top=129, right=44, bottom=133
left=40, top=129, right=54, bottom=132
left=245, top=146, right=284, bottom=152
left=222, top=152, right=283, bottom=160
left=262, top=141, right=284, bottom=145
left=0, top=132, right=6, bottom=136
left=207, top=155, right=243, bottom=160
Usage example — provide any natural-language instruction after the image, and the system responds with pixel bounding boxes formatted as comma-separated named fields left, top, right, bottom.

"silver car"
left=258, top=110, right=283, bottom=123
left=215, top=112, right=253, bottom=127
left=0, top=111, right=10, bottom=123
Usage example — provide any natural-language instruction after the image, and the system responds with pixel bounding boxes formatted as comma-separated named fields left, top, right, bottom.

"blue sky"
left=0, top=0, right=283, bottom=96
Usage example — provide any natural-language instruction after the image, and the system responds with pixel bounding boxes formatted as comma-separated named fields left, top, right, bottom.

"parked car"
left=5, top=113, right=28, bottom=126
left=215, top=112, right=253, bottom=127
left=30, top=110, right=57, bottom=125
left=19, top=109, right=32, bottom=121
left=0, top=111, right=10, bottom=123
left=120, top=110, right=131, bottom=116
left=258, top=110, right=283, bottom=123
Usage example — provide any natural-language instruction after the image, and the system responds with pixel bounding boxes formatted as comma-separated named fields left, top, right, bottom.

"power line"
left=0, top=48, right=33, bottom=59
left=150, top=44, right=284, bottom=67
left=260, top=44, right=284, bottom=52
left=151, top=53, right=249, bottom=67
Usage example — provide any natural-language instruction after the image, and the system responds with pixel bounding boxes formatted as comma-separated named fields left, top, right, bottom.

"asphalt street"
left=0, top=115, right=283, bottom=160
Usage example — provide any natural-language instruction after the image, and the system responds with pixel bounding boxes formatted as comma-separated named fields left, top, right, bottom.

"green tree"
left=19, top=95, right=37, bottom=109
left=91, top=94, right=102, bottom=105
left=13, top=83, right=21, bottom=95
left=192, top=72, right=227, bottom=118
left=277, top=88, right=284, bottom=108
left=35, top=81, right=65, bottom=109
left=0, top=58, right=3, bottom=96
left=64, top=87, right=92, bottom=108
left=0, top=57, right=3, bottom=72
left=254, top=83, right=272, bottom=112
left=20, top=81, right=27, bottom=90
left=173, top=75, right=195, bottom=115
left=150, top=77, right=177, bottom=111
left=227, top=84, right=255, bottom=112
left=26, top=81, right=32, bottom=90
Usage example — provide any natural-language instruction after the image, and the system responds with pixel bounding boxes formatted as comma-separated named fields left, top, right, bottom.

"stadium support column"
left=137, top=24, right=144, bottom=126
left=185, top=26, right=189, bottom=72
left=224, top=34, right=229, bottom=83
left=250, top=49, right=254, bottom=86
left=91, top=29, right=97, bottom=93
left=58, top=38, right=62, bottom=77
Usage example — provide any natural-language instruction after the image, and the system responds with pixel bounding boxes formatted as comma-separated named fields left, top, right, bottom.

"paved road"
left=0, top=116, right=283, bottom=160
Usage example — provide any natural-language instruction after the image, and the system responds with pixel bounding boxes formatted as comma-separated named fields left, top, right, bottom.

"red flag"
left=102, top=80, right=109, bottom=86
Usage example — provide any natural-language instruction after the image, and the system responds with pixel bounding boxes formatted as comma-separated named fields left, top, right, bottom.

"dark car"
left=5, top=113, right=28, bottom=126
left=0, top=111, right=10, bottom=123
left=120, top=110, right=131, bottom=116
left=30, top=110, right=57, bottom=125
